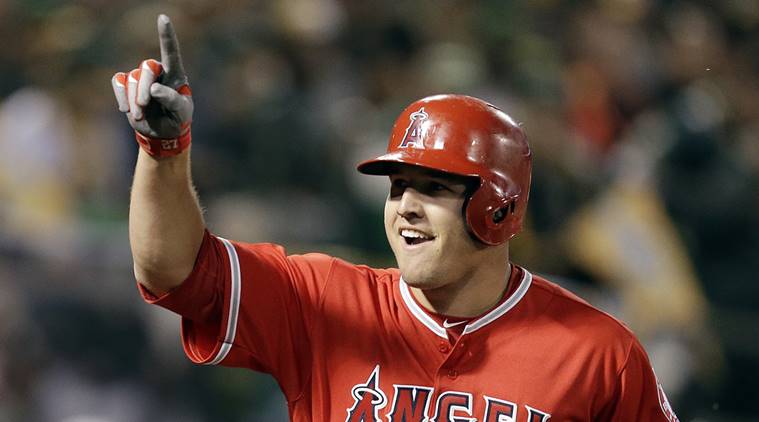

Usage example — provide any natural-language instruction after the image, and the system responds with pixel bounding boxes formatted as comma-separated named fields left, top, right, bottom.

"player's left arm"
left=597, top=339, right=680, bottom=422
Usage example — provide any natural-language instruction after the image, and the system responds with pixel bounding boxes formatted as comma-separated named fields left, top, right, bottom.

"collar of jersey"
left=398, top=267, right=533, bottom=339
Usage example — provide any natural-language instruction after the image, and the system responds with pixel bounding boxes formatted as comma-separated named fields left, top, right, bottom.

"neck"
left=411, top=246, right=512, bottom=318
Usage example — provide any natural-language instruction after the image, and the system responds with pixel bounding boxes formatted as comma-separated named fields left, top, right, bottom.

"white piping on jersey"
left=206, top=237, right=241, bottom=365
left=462, top=270, right=532, bottom=334
left=399, top=268, right=532, bottom=338
left=399, top=280, right=448, bottom=339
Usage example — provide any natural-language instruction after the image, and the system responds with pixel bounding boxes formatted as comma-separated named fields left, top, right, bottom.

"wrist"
left=135, top=122, right=192, bottom=158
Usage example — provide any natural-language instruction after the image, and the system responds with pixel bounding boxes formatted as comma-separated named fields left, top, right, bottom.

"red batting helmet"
left=357, top=94, right=532, bottom=245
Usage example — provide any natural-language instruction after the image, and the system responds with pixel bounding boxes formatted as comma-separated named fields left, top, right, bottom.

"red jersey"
left=139, top=231, right=679, bottom=422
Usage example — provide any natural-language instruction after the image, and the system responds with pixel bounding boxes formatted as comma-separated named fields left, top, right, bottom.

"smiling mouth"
left=400, top=229, right=434, bottom=246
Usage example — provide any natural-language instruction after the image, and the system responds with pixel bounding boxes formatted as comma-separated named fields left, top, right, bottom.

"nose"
left=396, top=187, right=424, bottom=220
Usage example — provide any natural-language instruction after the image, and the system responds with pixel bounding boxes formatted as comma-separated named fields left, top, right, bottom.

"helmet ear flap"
left=465, top=180, right=521, bottom=246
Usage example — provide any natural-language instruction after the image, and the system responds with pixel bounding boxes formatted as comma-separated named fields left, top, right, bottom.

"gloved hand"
left=111, top=14, right=194, bottom=158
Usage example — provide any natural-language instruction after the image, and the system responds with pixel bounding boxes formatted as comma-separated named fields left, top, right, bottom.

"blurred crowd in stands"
left=0, top=0, right=757, bottom=420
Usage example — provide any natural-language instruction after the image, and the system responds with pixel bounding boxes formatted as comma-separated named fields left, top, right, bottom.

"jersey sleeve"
left=597, top=338, right=680, bottom=422
left=136, top=230, right=334, bottom=400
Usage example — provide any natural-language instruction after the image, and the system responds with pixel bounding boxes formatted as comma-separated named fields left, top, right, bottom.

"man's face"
left=384, top=165, right=485, bottom=290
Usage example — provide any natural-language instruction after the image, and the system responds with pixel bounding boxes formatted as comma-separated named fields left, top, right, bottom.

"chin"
left=393, top=248, right=442, bottom=288
left=398, top=267, right=440, bottom=289
left=397, top=264, right=421, bottom=284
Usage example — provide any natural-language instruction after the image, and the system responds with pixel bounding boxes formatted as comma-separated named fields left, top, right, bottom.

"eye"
left=392, top=178, right=409, bottom=189
left=389, top=178, right=408, bottom=198
left=424, top=179, right=469, bottom=197
left=422, top=181, right=452, bottom=195
left=430, top=182, right=448, bottom=191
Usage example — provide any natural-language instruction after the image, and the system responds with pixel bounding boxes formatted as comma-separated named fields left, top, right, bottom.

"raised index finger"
left=157, top=14, right=186, bottom=80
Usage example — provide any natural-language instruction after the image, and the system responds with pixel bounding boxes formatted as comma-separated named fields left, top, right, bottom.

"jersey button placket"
left=438, top=336, right=467, bottom=382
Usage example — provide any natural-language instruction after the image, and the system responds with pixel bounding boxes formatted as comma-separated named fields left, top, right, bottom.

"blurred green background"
left=0, top=0, right=757, bottom=420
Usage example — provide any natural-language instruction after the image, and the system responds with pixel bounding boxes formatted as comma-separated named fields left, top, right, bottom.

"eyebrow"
left=390, top=172, right=472, bottom=192
left=427, top=175, right=467, bottom=187
left=423, top=169, right=473, bottom=187
left=389, top=166, right=462, bottom=179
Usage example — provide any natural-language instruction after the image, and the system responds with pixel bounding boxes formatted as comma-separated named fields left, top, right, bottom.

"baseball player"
left=113, top=15, right=680, bottom=421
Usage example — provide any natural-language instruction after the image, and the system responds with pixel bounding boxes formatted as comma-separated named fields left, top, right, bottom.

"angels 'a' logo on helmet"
left=398, top=107, right=428, bottom=149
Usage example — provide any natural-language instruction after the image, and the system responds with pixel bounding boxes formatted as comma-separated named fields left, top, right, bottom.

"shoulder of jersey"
left=529, top=274, right=638, bottom=344
left=304, top=253, right=399, bottom=285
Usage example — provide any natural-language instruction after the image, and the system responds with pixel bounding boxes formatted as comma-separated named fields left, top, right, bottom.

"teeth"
left=401, top=229, right=432, bottom=240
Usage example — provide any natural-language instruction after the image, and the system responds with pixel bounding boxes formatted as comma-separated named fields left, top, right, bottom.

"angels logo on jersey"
left=346, top=366, right=388, bottom=421
left=398, top=107, right=428, bottom=149
left=346, top=365, right=551, bottom=422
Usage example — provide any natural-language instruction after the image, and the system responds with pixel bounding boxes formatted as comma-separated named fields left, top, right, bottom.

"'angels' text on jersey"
left=346, top=365, right=551, bottom=422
